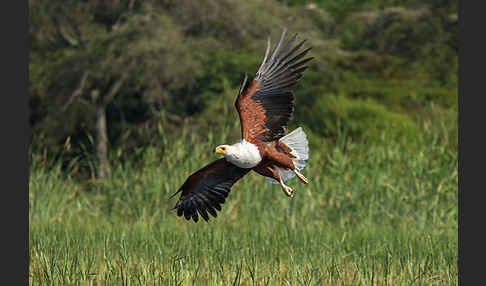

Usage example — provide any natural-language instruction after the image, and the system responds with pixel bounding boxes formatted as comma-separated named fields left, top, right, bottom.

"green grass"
left=29, top=126, right=457, bottom=285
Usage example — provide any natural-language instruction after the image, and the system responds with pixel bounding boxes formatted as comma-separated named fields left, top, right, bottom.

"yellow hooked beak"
left=215, top=146, right=226, bottom=154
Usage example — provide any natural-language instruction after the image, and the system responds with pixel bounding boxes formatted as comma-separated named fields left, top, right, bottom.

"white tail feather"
left=266, top=127, right=309, bottom=184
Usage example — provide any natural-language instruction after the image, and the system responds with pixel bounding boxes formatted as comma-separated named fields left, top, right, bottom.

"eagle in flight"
left=171, top=30, right=313, bottom=222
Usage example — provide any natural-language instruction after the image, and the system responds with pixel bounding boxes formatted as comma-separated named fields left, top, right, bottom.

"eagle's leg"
left=294, top=170, right=309, bottom=184
left=279, top=177, right=295, bottom=198
left=268, top=165, right=294, bottom=198
left=265, top=150, right=306, bottom=187
left=253, top=163, right=295, bottom=198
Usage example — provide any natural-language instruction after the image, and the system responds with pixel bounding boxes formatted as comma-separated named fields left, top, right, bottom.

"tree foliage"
left=29, top=0, right=458, bottom=175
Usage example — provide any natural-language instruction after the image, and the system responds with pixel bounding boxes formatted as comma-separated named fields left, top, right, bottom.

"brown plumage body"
left=253, top=140, right=297, bottom=178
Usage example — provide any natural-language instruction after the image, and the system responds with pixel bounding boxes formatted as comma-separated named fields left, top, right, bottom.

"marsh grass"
left=29, top=125, right=457, bottom=285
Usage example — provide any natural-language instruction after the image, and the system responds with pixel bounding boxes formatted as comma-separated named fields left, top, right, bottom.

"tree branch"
left=103, top=73, right=129, bottom=105
left=63, top=71, right=91, bottom=111
left=52, top=16, right=78, bottom=47
left=69, top=19, right=85, bottom=48
left=112, top=0, right=138, bottom=31
left=52, top=15, right=85, bottom=48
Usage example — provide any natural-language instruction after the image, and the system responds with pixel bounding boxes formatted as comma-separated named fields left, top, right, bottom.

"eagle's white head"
left=214, top=144, right=231, bottom=155
left=214, top=140, right=262, bottom=168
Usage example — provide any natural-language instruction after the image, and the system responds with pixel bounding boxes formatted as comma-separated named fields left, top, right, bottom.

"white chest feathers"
left=224, top=140, right=262, bottom=168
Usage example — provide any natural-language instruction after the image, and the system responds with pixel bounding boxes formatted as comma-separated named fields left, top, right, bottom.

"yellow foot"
left=280, top=182, right=295, bottom=198
left=294, top=170, right=309, bottom=184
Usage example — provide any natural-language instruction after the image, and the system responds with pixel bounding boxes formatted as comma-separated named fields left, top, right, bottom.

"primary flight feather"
left=171, top=30, right=313, bottom=222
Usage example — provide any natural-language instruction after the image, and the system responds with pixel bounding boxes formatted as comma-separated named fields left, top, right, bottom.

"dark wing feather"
left=235, top=30, right=313, bottom=142
left=171, top=159, right=250, bottom=223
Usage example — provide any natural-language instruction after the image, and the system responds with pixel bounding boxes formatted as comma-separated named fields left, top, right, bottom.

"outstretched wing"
left=171, top=159, right=251, bottom=223
left=235, top=30, right=313, bottom=143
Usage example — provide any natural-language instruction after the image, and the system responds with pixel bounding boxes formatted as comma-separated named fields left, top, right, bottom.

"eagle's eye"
left=221, top=147, right=226, bottom=151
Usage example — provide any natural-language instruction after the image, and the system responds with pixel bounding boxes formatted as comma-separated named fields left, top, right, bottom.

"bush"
left=300, top=93, right=419, bottom=145
left=339, top=6, right=457, bottom=87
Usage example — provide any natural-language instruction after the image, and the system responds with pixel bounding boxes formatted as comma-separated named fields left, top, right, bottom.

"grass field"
left=29, top=126, right=457, bottom=285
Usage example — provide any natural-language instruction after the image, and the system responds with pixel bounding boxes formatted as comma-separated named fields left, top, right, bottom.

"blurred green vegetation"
left=29, top=0, right=457, bottom=177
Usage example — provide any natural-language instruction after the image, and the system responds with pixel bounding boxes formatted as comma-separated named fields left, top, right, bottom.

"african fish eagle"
left=171, top=29, right=313, bottom=222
